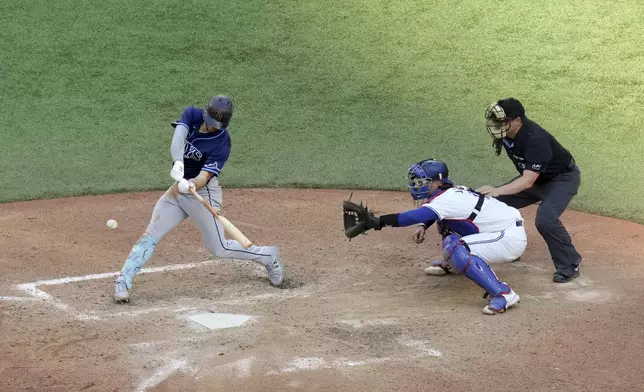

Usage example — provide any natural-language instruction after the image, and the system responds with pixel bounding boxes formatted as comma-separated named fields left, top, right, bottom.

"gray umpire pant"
left=496, top=164, right=582, bottom=278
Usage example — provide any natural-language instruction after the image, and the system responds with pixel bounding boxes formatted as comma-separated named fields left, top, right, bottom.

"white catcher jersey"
left=422, top=186, right=523, bottom=234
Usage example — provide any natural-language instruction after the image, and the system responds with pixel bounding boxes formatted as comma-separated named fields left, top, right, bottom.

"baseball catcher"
left=343, top=159, right=527, bottom=314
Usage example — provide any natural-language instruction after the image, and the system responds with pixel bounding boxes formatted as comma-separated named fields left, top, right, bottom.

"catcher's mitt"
left=342, top=199, right=380, bottom=239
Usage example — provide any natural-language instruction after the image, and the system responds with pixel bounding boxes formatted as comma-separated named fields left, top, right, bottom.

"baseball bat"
left=190, top=189, right=253, bottom=249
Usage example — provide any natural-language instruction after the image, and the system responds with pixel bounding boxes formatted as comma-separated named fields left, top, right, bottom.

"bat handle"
left=190, top=188, right=203, bottom=201
left=190, top=188, right=216, bottom=214
left=190, top=188, right=206, bottom=203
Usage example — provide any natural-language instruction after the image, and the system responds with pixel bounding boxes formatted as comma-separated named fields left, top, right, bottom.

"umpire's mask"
left=485, top=102, right=511, bottom=139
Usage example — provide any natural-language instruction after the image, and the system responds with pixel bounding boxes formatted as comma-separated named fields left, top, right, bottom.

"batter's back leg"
left=180, top=194, right=285, bottom=287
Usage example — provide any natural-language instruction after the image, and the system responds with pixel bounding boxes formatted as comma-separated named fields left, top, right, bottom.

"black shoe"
left=553, top=267, right=580, bottom=283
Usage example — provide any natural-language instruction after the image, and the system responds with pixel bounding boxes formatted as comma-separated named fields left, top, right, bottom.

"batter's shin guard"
left=442, top=234, right=508, bottom=298
left=118, top=233, right=157, bottom=289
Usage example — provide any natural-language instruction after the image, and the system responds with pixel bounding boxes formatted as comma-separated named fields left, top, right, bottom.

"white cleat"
left=424, top=259, right=451, bottom=276
left=114, top=279, right=130, bottom=303
left=483, top=289, right=520, bottom=315
left=424, top=266, right=449, bottom=276
left=266, top=246, right=285, bottom=287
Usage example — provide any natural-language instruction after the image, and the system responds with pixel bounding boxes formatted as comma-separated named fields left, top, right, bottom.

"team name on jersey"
left=184, top=141, right=203, bottom=161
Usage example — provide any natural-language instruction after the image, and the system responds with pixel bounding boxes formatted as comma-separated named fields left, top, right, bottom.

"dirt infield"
left=1, top=189, right=643, bottom=392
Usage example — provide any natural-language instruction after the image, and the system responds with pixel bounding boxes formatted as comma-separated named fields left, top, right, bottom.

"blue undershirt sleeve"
left=396, top=207, right=439, bottom=227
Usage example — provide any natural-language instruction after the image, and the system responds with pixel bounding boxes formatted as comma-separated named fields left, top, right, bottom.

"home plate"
left=188, top=313, right=252, bottom=330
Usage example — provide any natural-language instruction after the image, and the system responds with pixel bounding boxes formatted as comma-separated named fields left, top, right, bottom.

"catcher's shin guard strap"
left=442, top=234, right=505, bottom=297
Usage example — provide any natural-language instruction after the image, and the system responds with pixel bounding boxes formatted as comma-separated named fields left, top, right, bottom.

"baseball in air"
left=106, top=219, right=118, bottom=230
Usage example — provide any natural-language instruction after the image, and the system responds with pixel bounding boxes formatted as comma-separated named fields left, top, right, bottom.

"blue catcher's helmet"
left=407, top=159, right=453, bottom=200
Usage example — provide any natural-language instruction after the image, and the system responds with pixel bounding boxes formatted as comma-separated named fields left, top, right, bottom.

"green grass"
left=1, top=0, right=643, bottom=222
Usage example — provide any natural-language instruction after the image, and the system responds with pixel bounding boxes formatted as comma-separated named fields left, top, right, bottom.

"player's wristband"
left=379, top=214, right=399, bottom=228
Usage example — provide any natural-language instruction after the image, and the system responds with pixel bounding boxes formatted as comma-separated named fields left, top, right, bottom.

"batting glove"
left=170, top=160, right=184, bottom=181
left=178, top=178, right=192, bottom=194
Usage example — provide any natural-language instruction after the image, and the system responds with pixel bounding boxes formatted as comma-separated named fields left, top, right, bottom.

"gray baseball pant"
left=117, top=179, right=274, bottom=289
left=496, top=165, right=582, bottom=278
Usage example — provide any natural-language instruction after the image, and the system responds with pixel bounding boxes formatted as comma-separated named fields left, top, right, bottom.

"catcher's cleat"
left=483, top=288, right=520, bottom=315
left=265, top=246, right=285, bottom=287
left=113, top=279, right=130, bottom=303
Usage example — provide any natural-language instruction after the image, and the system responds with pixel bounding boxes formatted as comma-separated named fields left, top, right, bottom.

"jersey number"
left=453, top=186, right=481, bottom=197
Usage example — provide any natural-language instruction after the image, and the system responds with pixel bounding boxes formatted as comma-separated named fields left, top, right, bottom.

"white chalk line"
left=128, top=337, right=204, bottom=350
left=267, top=338, right=441, bottom=375
left=0, top=295, right=43, bottom=302
left=214, top=356, right=256, bottom=379
left=14, top=284, right=100, bottom=321
left=266, top=356, right=392, bottom=375
left=12, top=259, right=234, bottom=321
left=398, top=338, right=443, bottom=358
left=109, top=306, right=200, bottom=318
left=128, top=337, right=442, bottom=382
left=11, top=258, right=308, bottom=321
left=135, top=357, right=197, bottom=392
left=106, top=289, right=307, bottom=319
left=19, top=259, right=221, bottom=287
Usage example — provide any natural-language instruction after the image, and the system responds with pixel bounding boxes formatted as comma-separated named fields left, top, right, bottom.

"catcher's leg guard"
left=443, top=234, right=519, bottom=314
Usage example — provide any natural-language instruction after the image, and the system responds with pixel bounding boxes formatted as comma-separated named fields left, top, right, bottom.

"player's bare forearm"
left=189, top=170, right=215, bottom=190
left=496, top=171, right=539, bottom=195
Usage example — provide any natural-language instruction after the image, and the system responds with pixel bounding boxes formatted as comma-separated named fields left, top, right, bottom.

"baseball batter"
left=113, top=96, right=285, bottom=303
left=343, top=159, right=527, bottom=314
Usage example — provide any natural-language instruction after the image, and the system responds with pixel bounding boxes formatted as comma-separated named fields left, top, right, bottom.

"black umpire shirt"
left=502, top=118, right=575, bottom=185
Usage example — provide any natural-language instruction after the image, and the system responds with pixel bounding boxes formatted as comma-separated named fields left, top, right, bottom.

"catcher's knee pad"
left=436, top=221, right=455, bottom=239
left=442, top=234, right=507, bottom=298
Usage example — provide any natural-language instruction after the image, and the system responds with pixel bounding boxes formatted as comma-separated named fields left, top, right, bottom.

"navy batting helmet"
left=203, top=95, right=233, bottom=129
left=407, top=159, right=453, bottom=200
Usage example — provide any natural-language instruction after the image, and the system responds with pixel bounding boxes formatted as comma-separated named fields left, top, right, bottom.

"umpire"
left=476, top=98, right=582, bottom=283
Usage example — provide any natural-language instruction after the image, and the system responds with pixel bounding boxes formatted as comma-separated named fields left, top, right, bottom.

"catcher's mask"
left=407, top=159, right=452, bottom=201
left=485, top=102, right=511, bottom=140
left=203, top=95, right=233, bottom=130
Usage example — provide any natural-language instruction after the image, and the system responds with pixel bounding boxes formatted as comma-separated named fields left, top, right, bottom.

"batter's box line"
left=11, top=259, right=296, bottom=322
